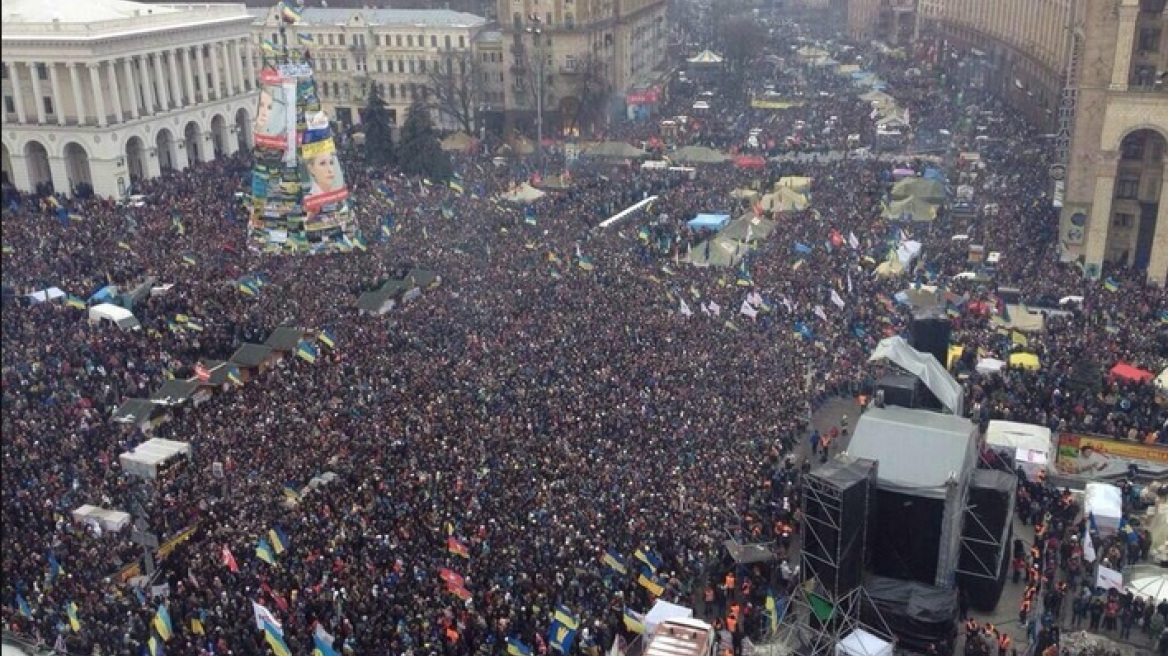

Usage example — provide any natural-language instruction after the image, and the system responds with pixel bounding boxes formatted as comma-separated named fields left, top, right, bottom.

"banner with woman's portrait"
left=299, top=114, right=348, bottom=211
left=253, top=69, right=296, bottom=152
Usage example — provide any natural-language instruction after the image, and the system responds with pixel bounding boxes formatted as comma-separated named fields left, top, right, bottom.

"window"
left=355, top=34, right=364, bottom=46
left=376, top=59, right=383, bottom=73
left=407, top=35, right=414, bottom=47
left=342, top=83, right=350, bottom=100
left=409, top=60, right=416, bottom=74
left=564, top=55, right=576, bottom=71
left=356, top=58, right=366, bottom=73
left=1139, top=27, right=1161, bottom=53
left=445, top=35, right=452, bottom=49
left=1113, top=213, right=1134, bottom=229
left=459, top=35, right=466, bottom=49
left=1, top=66, right=7, bottom=79
left=373, top=34, right=380, bottom=46
left=327, top=34, right=335, bottom=46
left=338, top=34, right=346, bottom=46
left=546, top=12, right=553, bottom=25
left=272, top=32, right=280, bottom=44
left=566, top=13, right=574, bottom=28
left=1116, top=177, right=1140, bottom=199
left=43, top=96, right=53, bottom=115
left=396, top=35, right=403, bottom=47
left=37, top=64, right=48, bottom=80
left=388, top=83, right=397, bottom=99
left=431, top=35, right=438, bottom=48
left=1122, top=138, right=1145, bottom=161
left=3, top=96, right=13, bottom=113
left=340, top=58, right=348, bottom=71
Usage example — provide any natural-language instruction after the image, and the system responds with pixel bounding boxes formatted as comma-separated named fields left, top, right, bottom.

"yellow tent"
left=1009, top=353, right=1040, bottom=370
left=776, top=176, right=812, bottom=193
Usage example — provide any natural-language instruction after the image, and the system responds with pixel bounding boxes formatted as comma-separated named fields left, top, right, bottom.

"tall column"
left=243, top=41, right=255, bottom=90
left=1110, top=3, right=1139, bottom=90
left=138, top=56, right=155, bottom=114
left=29, top=63, right=47, bottom=124
left=167, top=50, right=183, bottom=107
left=232, top=41, right=246, bottom=94
left=1082, top=151, right=1118, bottom=278
left=1146, top=168, right=1168, bottom=286
left=105, top=61, right=124, bottom=122
left=152, top=53, right=170, bottom=110
left=220, top=42, right=235, bottom=96
left=48, top=64, right=65, bottom=125
left=122, top=58, right=140, bottom=119
left=208, top=42, right=223, bottom=100
left=88, top=63, right=107, bottom=127
left=9, top=63, right=27, bottom=124
left=195, top=45, right=210, bottom=102
left=69, top=64, right=87, bottom=125
left=181, top=48, right=197, bottom=104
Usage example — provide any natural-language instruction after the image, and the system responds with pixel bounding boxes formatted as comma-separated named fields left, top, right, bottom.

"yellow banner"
left=157, top=525, right=199, bottom=559
left=750, top=99, right=802, bottom=110
left=301, top=138, right=336, bottom=160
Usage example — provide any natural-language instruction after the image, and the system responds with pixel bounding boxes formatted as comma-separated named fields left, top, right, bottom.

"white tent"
left=501, top=183, right=547, bottom=204
left=644, top=600, right=694, bottom=635
left=985, top=421, right=1053, bottom=479
left=119, top=438, right=192, bottom=479
left=1127, top=566, right=1168, bottom=603
left=975, top=358, right=1006, bottom=375
left=27, top=287, right=66, bottom=304
left=89, top=303, right=141, bottom=331
left=1084, top=482, right=1123, bottom=536
left=72, top=504, right=132, bottom=533
left=868, top=336, right=964, bottom=415
left=836, top=629, right=893, bottom=656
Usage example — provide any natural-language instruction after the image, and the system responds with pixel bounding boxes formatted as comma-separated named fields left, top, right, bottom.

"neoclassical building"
left=851, top=0, right=1168, bottom=284
left=1, top=0, right=257, bottom=199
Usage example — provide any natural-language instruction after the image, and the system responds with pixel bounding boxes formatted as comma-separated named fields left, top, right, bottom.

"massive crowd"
left=2, top=11, right=1167, bottom=656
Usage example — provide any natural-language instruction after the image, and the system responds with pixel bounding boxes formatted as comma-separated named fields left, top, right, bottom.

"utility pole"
left=524, top=15, right=546, bottom=167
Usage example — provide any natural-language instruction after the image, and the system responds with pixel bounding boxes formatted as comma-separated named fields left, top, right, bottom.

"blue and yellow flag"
left=153, top=604, right=173, bottom=641
left=278, top=1, right=303, bottom=24
left=147, top=634, right=164, bottom=656
left=622, top=608, right=645, bottom=634
left=269, top=527, right=290, bottom=555
left=16, top=593, right=31, bottom=618
left=602, top=549, right=628, bottom=575
left=190, top=616, right=205, bottom=635
left=633, top=546, right=662, bottom=572
left=637, top=569, right=664, bottom=597
left=47, top=553, right=64, bottom=586
left=318, top=328, right=336, bottom=349
left=260, top=40, right=280, bottom=55
left=65, top=295, right=86, bottom=310
left=506, top=637, right=532, bottom=656
left=282, top=483, right=301, bottom=501
left=65, top=601, right=81, bottom=632
left=547, top=607, right=579, bottom=654
left=766, top=590, right=779, bottom=634
left=296, top=341, right=318, bottom=364
left=256, top=538, right=276, bottom=565
left=577, top=256, right=595, bottom=271
left=1103, top=277, right=1120, bottom=292
left=296, top=32, right=314, bottom=44
left=226, top=365, right=243, bottom=386
left=264, top=619, right=292, bottom=656
left=449, top=180, right=465, bottom=195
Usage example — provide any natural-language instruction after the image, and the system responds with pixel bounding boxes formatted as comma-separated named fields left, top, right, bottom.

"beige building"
left=1, top=0, right=256, bottom=199
left=497, top=0, right=668, bottom=137
left=847, top=0, right=919, bottom=45
left=855, top=0, right=1168, bottom=284
left=250, top=7, right=488, bottom=130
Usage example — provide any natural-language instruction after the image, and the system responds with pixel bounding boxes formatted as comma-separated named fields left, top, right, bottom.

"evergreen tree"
left=362, top=83, right=396, bottom=167
left=396, top=101, right=453, bottom=180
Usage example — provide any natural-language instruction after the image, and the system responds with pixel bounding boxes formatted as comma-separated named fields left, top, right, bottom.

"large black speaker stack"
left=911, top=309, right=952, bottom=371
left=801, top=456, right=878, bottom=596
left=956, top=470, right=1016, bottom=611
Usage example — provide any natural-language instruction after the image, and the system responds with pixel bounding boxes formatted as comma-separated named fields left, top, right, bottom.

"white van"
left=88, top=303, right=142, bottom=331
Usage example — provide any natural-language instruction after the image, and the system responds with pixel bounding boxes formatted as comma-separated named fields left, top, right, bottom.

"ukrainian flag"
left=634, top=546, right=662, bottom=572
left=296, top=341, right=318, bottom=364
left=226, top=365, right=243, bottom=386
left=264, top=619, right=292, bottom=656
left=256, top=538, right=276, bottom=565
left=381, top=222, right=393, bottom=238
left=318, top=329, right=336, bottom=349
left=153, top=604, right=173, bottom=641
left=269, top=527, right=290, bottom=555
left=506, top=637, right=532, bottom=656
left=282, top=483, right=301, bottom=501
left=353, top=235, right=367, bottom=251
left=622, top=608, right=645, bottom=634
left=554, top=605, right=579, bottom=630
left=239, top=280, right=258, bottom=296
left=190, top=617, right=205, bottom=635
left=186, top=319, right=204, bottom=332
left=47, top=553, right=64, bottom=586
left=1103, top=277, right=1120, bottom=292
left=278, top=1, right=303, bottom=24
left=637, top=570, right=664, bottom=596
left=65, top=295, right=86, bottom=310
left=261, top=40, right=280, bottom=55
left=16, top=593, right=31, bottom=618
left=313, top=626, right=340, bottom=656
left=66, top=601, right=81, bottom=632
left=577, top=256, right=595, bottom=271
left=766, top=591, right=779, bottom=634
left=602, top=549, right=627, bottom=575
left=296, top=32, right=314, bottom=44
left=148, top=634, right=164, bottom=656
left=449, top=180, right=465, bottom=194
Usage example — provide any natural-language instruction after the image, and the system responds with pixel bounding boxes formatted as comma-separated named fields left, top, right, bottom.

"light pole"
left=524, top=16, right=545, bottom=165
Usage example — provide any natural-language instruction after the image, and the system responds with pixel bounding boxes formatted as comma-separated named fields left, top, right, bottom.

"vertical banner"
left=254, top=70, right=292, bottom=150
left=283, top=80, right=298, bottom=164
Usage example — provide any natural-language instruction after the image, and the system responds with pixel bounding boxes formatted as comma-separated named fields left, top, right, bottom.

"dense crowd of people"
left=2, top=9, right=1167, bottom=656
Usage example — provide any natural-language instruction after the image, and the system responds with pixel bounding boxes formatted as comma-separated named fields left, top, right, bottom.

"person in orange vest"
left=723, top=571, right=737, bottom=604
left=964, top=617, right=979, bottom=640
left=997, top=632, right=1012, bottom=656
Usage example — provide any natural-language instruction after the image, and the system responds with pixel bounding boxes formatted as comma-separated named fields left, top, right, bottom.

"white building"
left=1, top=0, right=257, bottom=199
left=249, top=7, right=488, bottom=129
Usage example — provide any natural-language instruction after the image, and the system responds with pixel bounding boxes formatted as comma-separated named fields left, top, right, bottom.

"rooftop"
left=1, top=0, right=252, bottom=41
left=251, top=6, right=487, bottom=28
left=2, top=0, right=177, bottom=24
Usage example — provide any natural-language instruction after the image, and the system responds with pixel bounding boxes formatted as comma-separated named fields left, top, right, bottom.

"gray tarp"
left=723, top=540, right=777, bottom=564
left=847, top=406, right=976, bottom=500
left=868, top=336, right=963, bottom=415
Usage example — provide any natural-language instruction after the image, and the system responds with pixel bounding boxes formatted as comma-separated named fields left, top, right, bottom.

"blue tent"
left=687, top=213, right=731, bottom=232
left=89, top=286, right=117, bottom=303
left=923, top=168, right=946, bottom=182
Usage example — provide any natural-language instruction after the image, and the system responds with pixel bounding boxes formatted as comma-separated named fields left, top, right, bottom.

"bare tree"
left=424, top=49, right=480, bottom=134
left=564, top=52, right=611, bottom=137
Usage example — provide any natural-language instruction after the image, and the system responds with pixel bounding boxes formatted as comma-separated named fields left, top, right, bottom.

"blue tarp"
left=89, top=286, right=117, bottom=303
left=687, top=213, right=731, bottom=231
left=923, top=168, right=946, bottom=182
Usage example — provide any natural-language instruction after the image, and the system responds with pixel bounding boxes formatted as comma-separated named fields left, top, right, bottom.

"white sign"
left=1096, top=565, right=1122, bottom=591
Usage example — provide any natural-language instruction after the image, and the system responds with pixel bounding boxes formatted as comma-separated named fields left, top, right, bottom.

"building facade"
left=496, top=0, right=668, bottom=137
left=1, top=0, right=257, bottom=199
left=250, top=7, right=488, bottom=130
left=914, top=0, right=1168, bottom=284
left=847, top=0, right=919, bottom=45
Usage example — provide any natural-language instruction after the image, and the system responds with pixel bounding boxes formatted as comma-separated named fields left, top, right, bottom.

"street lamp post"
left=525, top=16, right=546, bottom=165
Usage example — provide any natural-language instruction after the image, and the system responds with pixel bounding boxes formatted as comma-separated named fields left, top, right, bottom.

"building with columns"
left=915, top=0, right=1168, bottom=285
left=1, top=0, right=257, bottom=199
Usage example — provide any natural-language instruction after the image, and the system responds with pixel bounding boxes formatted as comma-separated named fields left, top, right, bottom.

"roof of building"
left=2, top=0, right=178, bottom=24
left=251, top=6, right=487, bottom=28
